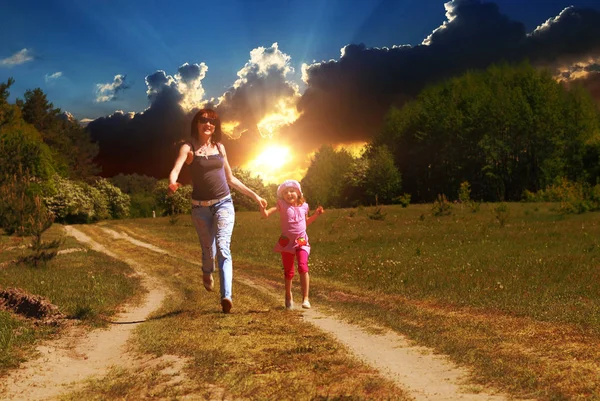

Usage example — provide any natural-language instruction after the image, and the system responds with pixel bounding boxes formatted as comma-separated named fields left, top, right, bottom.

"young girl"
left=261, top=180, right=324, bottom=310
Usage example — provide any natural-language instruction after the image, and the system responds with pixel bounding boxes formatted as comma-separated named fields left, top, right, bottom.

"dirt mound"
left=0, top=287, right=65, bottom=324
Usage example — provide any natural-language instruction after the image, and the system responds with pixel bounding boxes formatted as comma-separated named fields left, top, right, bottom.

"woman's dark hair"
left=191, top=108, right=222, bottom=143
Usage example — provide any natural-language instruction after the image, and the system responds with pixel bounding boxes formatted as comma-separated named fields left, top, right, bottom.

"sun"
left=255, top=145, right=290, bottom=170
left=245, top=145, right=293, bottom=184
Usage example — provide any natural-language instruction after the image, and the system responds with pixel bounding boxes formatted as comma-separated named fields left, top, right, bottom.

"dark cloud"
left=288, top=0, right=600, bottom=156
left=88, top=63, right=213, bottom=180
left=145, top=70, right=182, bottom=105
left=526, top=6, right=600, bottom=67
left=89, top=69, right=189, bottom=178
left=87, top=1, right=600, bottom=181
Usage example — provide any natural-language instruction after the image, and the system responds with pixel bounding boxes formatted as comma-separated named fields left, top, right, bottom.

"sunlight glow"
left=221, top=121, right=244, bottom=139
left=256, top=99, right=300, bottom=138
left=244, top=144, right=294, bottom=184
left=335, top=142, right=368, bottom=158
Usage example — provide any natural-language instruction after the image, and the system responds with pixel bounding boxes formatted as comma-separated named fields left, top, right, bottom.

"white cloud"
left=0, top=48, right=34, bottom=67
left=530, top=6, right=573, bottom=36
left=45, top=71, right=63, bottom=83
left=95, top=74, right=129, bottom=102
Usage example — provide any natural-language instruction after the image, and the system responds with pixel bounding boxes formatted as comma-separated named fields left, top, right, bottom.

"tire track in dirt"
left=98, top=226, right=511, bottom=401
left=0, top=226, right=170, bottom=401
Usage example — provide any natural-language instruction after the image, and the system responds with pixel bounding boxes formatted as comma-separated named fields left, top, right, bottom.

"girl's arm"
left=261, top=206, right=277, bottom=218
left=307, top=206, right=324, bottom=226
left=221, top=144, right=268, bottom=209
left=168, top=143, right=192, bottom=194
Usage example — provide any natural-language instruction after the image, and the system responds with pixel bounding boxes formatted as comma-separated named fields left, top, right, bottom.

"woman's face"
left=197, top=114, right=217, bottom=137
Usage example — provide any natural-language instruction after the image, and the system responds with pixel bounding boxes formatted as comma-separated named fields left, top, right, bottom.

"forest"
left=2, top=60, right=600, bottom=233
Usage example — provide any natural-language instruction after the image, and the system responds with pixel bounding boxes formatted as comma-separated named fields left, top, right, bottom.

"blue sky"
left=2, top=0, right=600, bottom=182
left=2, top=0, right=598, bottom=120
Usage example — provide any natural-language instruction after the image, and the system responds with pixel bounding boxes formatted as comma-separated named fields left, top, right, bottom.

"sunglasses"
left=198, top=116, right=218, bottom=125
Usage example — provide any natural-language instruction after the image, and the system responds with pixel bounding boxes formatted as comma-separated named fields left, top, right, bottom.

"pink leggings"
left=281, top=249, right=309, bottom=279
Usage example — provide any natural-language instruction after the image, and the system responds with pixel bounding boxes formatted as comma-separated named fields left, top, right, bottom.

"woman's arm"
left=168, top=143, right=192, bottom=194
left=221, top=144, right=268, bottom=208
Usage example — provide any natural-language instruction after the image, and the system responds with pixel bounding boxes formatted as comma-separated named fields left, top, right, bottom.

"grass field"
left=106, top=201, right=600, bottom=399
left=2, top=201, right=600, bottom=399
left=125, top=202, right=600, bottom=332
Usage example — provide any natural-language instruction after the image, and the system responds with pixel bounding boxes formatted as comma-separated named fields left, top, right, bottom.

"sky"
left=2, top=0, right=600, bottom=184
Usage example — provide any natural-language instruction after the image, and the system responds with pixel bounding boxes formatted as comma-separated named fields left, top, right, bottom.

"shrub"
left=432, top=194, right=452, bottom=216
left=368, top=206, right=387, bottom=220
left=494, top=203, right=510, bottom=227
left=94, top=178, right=130, bottom=219
left=44, top=175, right=98, bottom=223
left=458, top=181, right=471, bottom=204
left=154, top=180, right=193, bottom=215
left=396, top=193, right=411, bottom=208
left=129, top=193, right=157, bottom=218
left=0, top=171, right=46, bottom=235
left=19, top=196, right=62, bottom=267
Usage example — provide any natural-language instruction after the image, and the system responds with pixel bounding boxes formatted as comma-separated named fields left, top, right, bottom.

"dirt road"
left=1, top=225, right=510, bottom=400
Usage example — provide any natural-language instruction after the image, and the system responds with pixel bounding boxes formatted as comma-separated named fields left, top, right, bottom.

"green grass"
left=232, top=202, right=600, bottom=332
left=0, top=311, right=46, bottom=371
left=102, top=202, right=600, bottom=400
left=112, top=202, right=600, bottom=331
left=0, top=224, right=144, bottom=375
left=4, top=202, right=600, bottom=399
left=59, top=223, right=409, bottom=400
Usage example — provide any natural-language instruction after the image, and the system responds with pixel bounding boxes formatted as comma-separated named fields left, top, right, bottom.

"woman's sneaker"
left=221, top=298, right=232, bottom=313
left=302, top=300, right=311, bottom=309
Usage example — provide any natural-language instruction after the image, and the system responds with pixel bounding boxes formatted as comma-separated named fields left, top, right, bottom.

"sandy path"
left=2, top=225, right=510, bottom=401
left=0, top=226, right=168, bottom=401
left=239, top=277, right=507, bottom=401
left=96, top=227, right=510, bottom=401
left=302, top=310, right=506, bottom=400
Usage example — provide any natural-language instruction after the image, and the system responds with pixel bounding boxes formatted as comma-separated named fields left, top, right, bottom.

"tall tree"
left=373, top=61, right=600, bottom=202
left=301, top=145, right=354, bottom=208
left=17, top=88, right=99, bottom=179
left=363, top=145, right=402, bottom=204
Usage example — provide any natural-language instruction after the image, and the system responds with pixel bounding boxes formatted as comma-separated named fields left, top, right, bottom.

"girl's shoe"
left=285, top=296, right=294, bottom=310
left=302, top=300, right=311, bottom=309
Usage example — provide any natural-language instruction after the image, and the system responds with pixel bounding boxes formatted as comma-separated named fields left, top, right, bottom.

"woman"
left=168, top=108, right=267, bottom=313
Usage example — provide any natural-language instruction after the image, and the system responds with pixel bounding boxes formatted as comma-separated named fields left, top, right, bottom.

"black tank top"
left=189, top=143, right=230, bottom=201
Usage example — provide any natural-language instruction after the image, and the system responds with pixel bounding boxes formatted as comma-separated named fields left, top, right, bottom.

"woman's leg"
left=213, top=199, right=235, bottom=302
left=191, top=207, right=216, bottom=276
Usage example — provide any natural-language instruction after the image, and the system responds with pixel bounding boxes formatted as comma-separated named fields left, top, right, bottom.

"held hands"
left=315, top=206, right=325, bottom=216
left=257, top=196, right=268, bottom=209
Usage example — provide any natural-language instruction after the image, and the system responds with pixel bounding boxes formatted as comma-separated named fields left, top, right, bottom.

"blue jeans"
left=191, top=197, right=235, bottom=300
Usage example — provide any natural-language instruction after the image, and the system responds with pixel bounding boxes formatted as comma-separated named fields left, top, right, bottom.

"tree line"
left=2, top=59, right=599, bottom=236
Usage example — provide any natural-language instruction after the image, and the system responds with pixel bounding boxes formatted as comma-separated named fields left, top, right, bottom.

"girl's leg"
left=297, top=250, right=310, bottom=308
left=300, top=273, right=309, bottom=301
left=282, top=252, right=295, bottom=309
left=213, top=199, right=235, bottom=303
left=285, top=278, right=293, bottom=308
